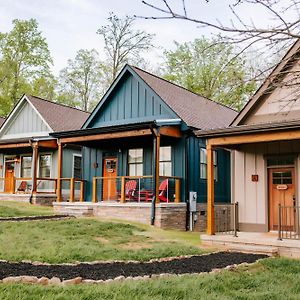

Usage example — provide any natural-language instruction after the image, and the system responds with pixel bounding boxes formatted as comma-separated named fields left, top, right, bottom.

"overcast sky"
left=0, top=0, right=268, bottom=75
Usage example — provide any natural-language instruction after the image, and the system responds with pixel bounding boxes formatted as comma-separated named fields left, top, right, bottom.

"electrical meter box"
left=189, top=191, right=197, bottom=212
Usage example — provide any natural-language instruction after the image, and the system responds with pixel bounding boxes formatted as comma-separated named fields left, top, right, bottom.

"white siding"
left=233, top=150, right=266, bottom=226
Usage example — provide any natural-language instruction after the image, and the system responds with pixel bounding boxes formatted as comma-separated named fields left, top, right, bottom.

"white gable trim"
left=0, top=95, right=53, bottom=139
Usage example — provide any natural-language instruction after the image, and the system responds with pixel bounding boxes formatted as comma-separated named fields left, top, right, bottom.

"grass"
left=0, top=201, right=54, bottom=217
left=0, top=258, right=299, bottom=299
left=0, top=218, right=203, bottom=263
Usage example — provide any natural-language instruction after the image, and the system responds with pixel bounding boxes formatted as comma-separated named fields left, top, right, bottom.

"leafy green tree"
left=163, top=37, right=257, bottom=111
left=97, top=13, right=154, bottom=82
left=57, top=49, right=103, bottom=112
left=0, top=18, right=53, bottom=115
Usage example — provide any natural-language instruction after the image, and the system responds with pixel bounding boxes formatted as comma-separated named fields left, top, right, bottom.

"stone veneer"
left=53, top=202, right=187, bottom=231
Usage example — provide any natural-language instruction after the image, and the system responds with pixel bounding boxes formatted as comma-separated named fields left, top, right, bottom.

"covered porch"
left=52, top=121, right=187, bottom=229
left=197, top=121, right=300, bottom=248
left=0, top=138, right=61, bottom=204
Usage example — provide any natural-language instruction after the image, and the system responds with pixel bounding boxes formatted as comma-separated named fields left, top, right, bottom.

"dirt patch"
left=119, top=242, right=152, bottom=250
left=94, top=237, right=110, bottom=244
left=0, top=252, right=268, bottom=281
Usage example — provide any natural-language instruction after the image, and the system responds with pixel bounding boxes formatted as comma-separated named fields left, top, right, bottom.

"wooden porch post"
left=32, top=143, right=39, bottom=193
left=121, top=176, right=126, bottom=203
left=207, top=143, right=215, bottom=235
left=57, top=141, right=63, bottom=202
left=155, top=133, right=161, bottom=203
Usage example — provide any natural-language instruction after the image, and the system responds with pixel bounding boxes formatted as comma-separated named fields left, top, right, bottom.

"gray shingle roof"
left=132, top=66, right=238, bottom=130
left=27, top=95, right=90, bottom=132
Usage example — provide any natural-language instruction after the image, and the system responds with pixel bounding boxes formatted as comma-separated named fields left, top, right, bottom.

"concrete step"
left=227, top=243, right=279, bottom=256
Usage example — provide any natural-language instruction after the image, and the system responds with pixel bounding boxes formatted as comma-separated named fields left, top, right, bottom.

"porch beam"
left=56, top=141, right=63, bottom=202
left=207, top=144, right=215, bottom=235
left=208, top=128, right=300, bottom=147
left=59, top=129, right=152, bottom=144
left=159, top=126, right=181, bottom=138
left=32, top=143, right=39, bottom=193
left=37, top=139, right=58, bottom=149
left=0, top=143, right=30, bottom=149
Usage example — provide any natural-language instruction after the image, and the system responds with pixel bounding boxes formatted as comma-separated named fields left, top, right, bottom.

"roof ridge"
left=28, top=94, right=90, bottom=115
left=130, top=65, right=238, bottom=113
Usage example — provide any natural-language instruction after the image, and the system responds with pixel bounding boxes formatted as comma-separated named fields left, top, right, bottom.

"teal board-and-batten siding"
left=187, top=137, right=231, bottom=203
left=86, top=71, right=179, bottom=128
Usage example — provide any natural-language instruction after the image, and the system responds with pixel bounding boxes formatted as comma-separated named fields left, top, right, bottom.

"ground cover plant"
left=0, top=201, right=54, bottom=217
left=0, top=217, right=203, bottom=263
left=0, top=258, right=298, bottom=300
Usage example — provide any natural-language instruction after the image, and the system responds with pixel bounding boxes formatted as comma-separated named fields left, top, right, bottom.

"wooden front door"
left=102, top=157, right=118, bottom=200
left=4, top=160, right=15, bottom=193
left=268, top=168, right=295, bottom=231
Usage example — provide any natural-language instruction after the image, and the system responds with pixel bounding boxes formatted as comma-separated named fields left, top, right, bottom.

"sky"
left=0, top=0, right=269, bottom=75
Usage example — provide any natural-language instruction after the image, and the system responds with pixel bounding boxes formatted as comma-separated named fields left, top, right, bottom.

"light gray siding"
left=1, top=101, right=50, bottom=139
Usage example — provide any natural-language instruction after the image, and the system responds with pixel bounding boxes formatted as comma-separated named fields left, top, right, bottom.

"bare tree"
left=138, top=0, right=300, bottom=111
left=97, top=13, right=155, bottom=81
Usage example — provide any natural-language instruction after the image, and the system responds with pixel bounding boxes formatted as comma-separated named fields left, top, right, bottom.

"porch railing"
left=214, top=202, right=238, bottom=236
left=278, top=204, right=300, bottom=240
left=0, top=177, right=58, bottom=194
left=58, top=178, right=85, bottom=202
left=92, top=175, right=181, bottom=203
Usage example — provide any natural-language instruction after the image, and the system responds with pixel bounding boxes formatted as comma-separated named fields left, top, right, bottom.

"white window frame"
left=38, top=153, right=52, bottom=178
left=20, top=154, right=33, bottom=178
left=200, top=148, right=218, bottom=181
left=159, top=146, right=172, bottom=177
left=128, top=148, right=144, bottom=176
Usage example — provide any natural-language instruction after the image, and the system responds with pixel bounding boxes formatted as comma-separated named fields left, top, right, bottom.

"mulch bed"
left=0, top=252, right=268, bottom=280
left=0, top=215, right=72, bottom=222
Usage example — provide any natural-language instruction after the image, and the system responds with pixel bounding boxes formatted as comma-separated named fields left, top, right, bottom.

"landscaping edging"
left=0, top=215, right=74, bottom=222
left=0, top=252, right=268, bottom=285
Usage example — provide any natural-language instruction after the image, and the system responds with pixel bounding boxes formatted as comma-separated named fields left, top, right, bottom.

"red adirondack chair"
left=158, top=179, right=169, bottom=202
left=118, top=180, right=137, bottom=201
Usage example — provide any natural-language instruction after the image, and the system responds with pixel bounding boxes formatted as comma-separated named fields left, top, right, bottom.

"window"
left=272, top=171, right=292, bottom=184
left=128, top=149, right=143, bottom=176
left=73, top=155, right=82, bottom=179
left=39, top=154, right=51, bottom=178
left=21, top=156, right=32, bottom=178
left=200, top=148, right=217, bottom=180
left=160, top=146, right=172, bottom=176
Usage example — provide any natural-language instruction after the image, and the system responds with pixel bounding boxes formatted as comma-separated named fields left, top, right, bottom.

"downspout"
left=185, top=134, right=190, bottom=231
left=29, top=139, right=34, bottom=204
left=150, top=126, right=159, bottom=226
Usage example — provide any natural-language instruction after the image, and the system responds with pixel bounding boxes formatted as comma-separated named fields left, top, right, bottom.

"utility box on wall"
left=189, top=191, right=197, bottom=212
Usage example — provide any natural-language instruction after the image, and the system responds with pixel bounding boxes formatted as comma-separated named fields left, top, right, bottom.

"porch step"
left=227, top=243, right=279, bottom=256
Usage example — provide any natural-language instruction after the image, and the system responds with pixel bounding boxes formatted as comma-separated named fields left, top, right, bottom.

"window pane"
left=21, top=156, right=32, bottom=178
left=160, top=162, right=172, bottom=176
left=39, top=155, right=51, bottom=178
left=129, top=164, right=136, bottom=176
left=73, top=156, right=82, bottom=179
left=200, top=148, right=207, bottom=163
left=213, top=151, right=217, bottom=166
left=200, top=164, right=207, bottom=179
left=160, top=146, right=171, bottom=161
left=129, top=149, right=143, bottom=163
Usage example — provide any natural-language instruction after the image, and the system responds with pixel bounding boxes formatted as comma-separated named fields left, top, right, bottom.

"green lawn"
left=0, top=258, right=299, bottom=299
left=0, top=218, right=203, bottom=263
left=0, top=201, right=54, bottom=217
